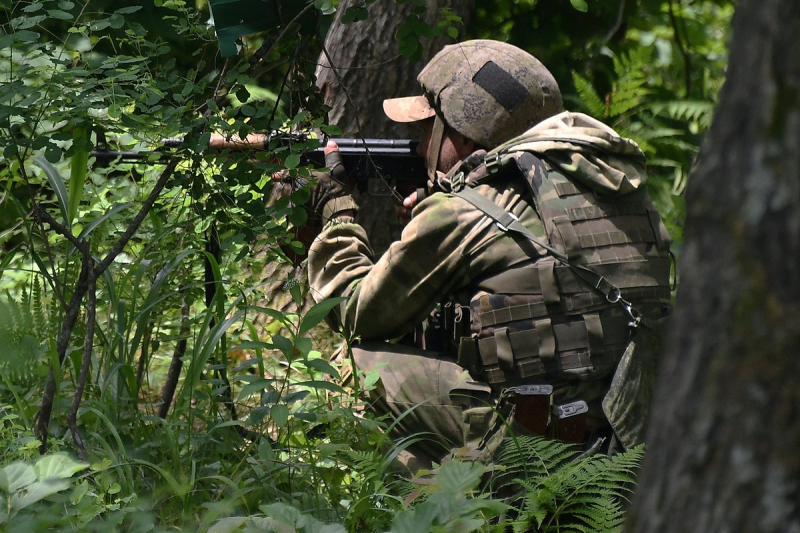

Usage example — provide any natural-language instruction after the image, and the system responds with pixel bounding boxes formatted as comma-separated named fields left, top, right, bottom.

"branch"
left=36, top=251, right=91, bottom=452
left=158, top=296, right=189, bottom=419
left=67, top=262, right=96, bottom=460
left=135, top=321, right=154, bottom=397
left=17, top=161, right=66, bottom=310
left=33, top=204, right=85, bottom=251
left=94, top=159, right=179, bottom=277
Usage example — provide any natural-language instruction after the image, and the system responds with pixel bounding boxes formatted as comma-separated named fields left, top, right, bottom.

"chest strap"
left=453, top=185, right=656, bottom=328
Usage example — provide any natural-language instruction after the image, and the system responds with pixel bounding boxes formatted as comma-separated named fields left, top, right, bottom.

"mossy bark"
left=627, top=0, right=800, bottom=531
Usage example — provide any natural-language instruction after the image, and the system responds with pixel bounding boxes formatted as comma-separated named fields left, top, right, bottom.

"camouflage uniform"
left=308, top=112, right=671, bottom=465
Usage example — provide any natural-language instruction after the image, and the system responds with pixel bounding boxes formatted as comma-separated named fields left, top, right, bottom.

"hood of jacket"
left=493, top=111, right=647, bottom=195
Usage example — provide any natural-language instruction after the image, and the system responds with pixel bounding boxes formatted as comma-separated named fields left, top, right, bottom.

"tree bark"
left=626, top=0, right=800, bottom=531
left=316, top=0, right=474, bottom=254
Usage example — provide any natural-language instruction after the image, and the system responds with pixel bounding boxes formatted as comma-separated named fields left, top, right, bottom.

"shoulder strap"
left=453, top=163, right=655, bottom=329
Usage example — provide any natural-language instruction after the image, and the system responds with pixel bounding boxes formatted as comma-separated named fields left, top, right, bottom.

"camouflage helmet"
left=384, top=40, right=562, bottom=149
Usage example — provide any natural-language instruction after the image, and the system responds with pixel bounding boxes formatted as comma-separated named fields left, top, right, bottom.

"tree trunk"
left=316, top=0, right=474, bottom=254
left=626, top=0, right=800, bottom=531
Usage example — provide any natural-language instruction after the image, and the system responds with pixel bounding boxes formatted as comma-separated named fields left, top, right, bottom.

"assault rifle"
left=90, top=134, right=426, bottom=197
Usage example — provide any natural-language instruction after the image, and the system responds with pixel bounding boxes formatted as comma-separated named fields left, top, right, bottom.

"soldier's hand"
left=395, top=190, right=419, bottom=226
left=310, top=142, right=358, bottom=225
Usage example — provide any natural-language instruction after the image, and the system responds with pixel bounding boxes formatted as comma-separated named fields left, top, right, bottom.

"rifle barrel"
left=89, top=137, right=427, bottom=195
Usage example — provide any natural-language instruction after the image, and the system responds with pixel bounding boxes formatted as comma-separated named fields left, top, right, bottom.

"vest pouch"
left=550, top=400, right=589, bottom=444
left=512, top=384, right=553, bottom=434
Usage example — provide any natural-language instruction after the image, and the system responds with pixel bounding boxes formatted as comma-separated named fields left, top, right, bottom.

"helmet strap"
left=426, top=114, right=446, bottom=181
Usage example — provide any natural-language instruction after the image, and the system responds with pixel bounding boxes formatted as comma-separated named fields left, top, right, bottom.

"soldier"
left=307, top=40, right=672, bottom=468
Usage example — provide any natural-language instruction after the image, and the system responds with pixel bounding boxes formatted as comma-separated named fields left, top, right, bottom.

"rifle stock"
left=90, top=136, right=426, bottom=197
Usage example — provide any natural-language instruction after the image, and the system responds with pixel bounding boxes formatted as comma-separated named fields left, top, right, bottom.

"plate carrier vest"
left=448, top=148, right=673, bottom=386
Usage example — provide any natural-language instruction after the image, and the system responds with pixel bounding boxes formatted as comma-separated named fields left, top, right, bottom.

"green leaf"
left=13, top=30, right=40, bottom=43
left=436, top=460, right=484, bottom=495
left=208, top=517, right=248, bottom=533
left=304, top=358, right=340, bottom=379
left=295, top=380, right=345, bottom=394
left=320, top=124, right=342, bottom=136
left=68, top=125, right=90, bottom=225
left=108, top=103, right=121, bottom=119
left=237, top=378, right=276, bottom=401
left=570, top=0, right=589, bottom=11
left=47, top=9, right=73, bottom=19
left=3, top=462, right=36, bottom=492
left=32, top=156, right=70, bottom=230
left=314, top=0, right=336, bottom=16
left=11, top=479, right=70, bottom=510
left=297, top=296, right=346, bottom=336
left=271, top=404, right=289, bottom=428
left=284, top=153, right=301, bottom=169
left=388, top=501, right=438, bottom=533
left=77, top=203, right=134, bottom=240
left=34, top=453, right=88, bottom=480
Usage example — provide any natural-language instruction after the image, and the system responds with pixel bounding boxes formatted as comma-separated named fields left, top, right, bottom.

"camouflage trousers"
left=348, top=342, right=618, bottom=470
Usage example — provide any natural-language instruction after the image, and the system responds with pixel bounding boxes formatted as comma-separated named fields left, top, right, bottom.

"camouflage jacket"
left=308, top=112, right=655, bottom=345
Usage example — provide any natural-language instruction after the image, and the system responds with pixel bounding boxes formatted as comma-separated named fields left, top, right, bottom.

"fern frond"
left=572, top=72, right=606, bottom=118
left=508, top=444, right=644, bottom=533
left=653, top=100, right=715, bottom=130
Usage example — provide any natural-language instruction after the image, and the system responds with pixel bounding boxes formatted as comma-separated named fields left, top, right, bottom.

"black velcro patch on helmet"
left=472, top=61, right=528, bottom=113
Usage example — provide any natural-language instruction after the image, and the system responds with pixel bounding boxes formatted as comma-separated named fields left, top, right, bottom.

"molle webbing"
left=457, top=311, right=632, bottom=384
left=476, top=258, right=672, bottom=298
left=452, top=148, right=672, bottom=385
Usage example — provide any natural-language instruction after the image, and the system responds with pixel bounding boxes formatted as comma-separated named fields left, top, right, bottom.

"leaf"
left=115, top=6, right=142, bottom=14
left=3, top=462, right=36, bottom=493
left=436, top=460, right=484, bottom=495
left=237, top=378, right=275, bottom=401
left=570, top=0, right=589, bottom=12
left=271, top=403, right=289, bottom=428
left=10, top=479, right=71, bottom=510
left=34, top=453, right=88, bottom=480
left=297, top=296, right=346, bottom=336
left=208, top=516, right=248, bottom=533
left=388, top=501, right=438, bottom=533
left=284, top=153, right=301, bottom=169
left=295, top=380, right=345, bottom=394
left=32, top=156, right=70, bottom=230
left=68, top=125, right=90, bottom=225
left=77, top=203, right=134, bottom=240
left=47, top=9, right=73, bottom=19
left=304, top=358, right=340, bottom=379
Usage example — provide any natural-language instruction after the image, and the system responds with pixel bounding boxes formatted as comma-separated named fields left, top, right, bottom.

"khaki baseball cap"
left=382, top=95, right=436, bottom=123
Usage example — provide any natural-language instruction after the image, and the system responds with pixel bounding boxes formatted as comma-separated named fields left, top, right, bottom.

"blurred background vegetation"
left=0, top=0, right=732, bottom=530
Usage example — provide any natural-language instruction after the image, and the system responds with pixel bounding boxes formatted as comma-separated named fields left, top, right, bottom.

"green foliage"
left=0, top=0, right=725, bottom=530
left=489, top=436, right=644, bottom=533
